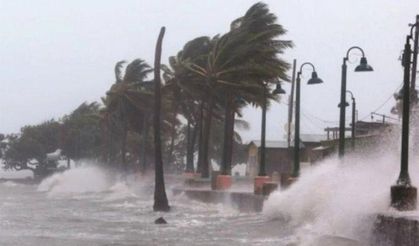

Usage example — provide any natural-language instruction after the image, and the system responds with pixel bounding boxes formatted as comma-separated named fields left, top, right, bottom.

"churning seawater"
left=1, top=147, right=418, bottom=246
left=0, top=166, right=293, bottom=246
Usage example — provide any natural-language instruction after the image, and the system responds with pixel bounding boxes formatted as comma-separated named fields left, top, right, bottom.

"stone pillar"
left=262, top=182, right=278, bottom=196
left=391, top=185, right=417, bottom=211
left=216, top=175, right=232, bottom=190
left=254, top=176, right=270, bottom=194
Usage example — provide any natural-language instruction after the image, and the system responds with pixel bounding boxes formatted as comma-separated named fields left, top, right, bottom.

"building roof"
left=300, top=134, right=328, bottom=143
left=250, top=140, right=288, bottom=148
left=248, top=134, right=327, bottom=149
left=249, top=140, right=305, bottom=149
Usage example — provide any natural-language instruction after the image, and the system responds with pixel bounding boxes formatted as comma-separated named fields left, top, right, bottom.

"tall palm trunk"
left=198, top=92, right=214, bottom=178
left=221, top=94, right=235, bottom=175
left=166, top=105, right=178, bottom=170
left=185, top=118, right=196, bottom=172
left=121, top=121, right=128, bottom=173
left=108, top=131, right=113, bottom=165
left=141, top=116, right=149, bottom=172
left=100, top=121, right=108, bottom=164
left=153, top=26, right=170, bottom=212
left=196, top=101, right=204, bottom=174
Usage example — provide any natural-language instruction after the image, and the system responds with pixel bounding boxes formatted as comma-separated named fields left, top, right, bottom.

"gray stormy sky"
left=1, top=0, right=418, bottom=142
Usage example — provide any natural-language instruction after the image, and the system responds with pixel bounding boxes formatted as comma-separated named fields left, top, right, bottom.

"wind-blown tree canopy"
left=105, top=59, right=154, bottom=128
left=181, top=2, right=293, bottom=176
left=161, top=36, right=214, bottom=173
left=104, top=59, right=154, bottom=171
left=3, top=120, right=62, bottom=174
left=61, top=102, right=103, bottom=162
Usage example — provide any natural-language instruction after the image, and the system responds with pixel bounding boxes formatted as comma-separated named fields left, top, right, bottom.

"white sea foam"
left=37, top=165, right=110, bottom=196
left=263, top=150, right=419, bottom=245
left=1, top=181, right=19, bottom=187
left=103, top=181, right=138, bottom=201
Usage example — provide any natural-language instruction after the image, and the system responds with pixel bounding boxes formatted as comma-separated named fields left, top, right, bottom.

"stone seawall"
left=172, top=188, right=265, bottom=212
left=372, top=213, right=419, bottom=246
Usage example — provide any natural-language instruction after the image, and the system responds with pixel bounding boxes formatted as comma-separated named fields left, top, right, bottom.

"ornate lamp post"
left=292, top=62, right=323, bottom=178
left=338, top=47, right=373, bottom=158
left=391, top=31, right=418, bottom=211
left=409, top=15, right=419, bottom=101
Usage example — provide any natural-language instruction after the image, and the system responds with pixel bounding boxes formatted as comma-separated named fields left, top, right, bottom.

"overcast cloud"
left=1, top=0, right=418, bottom=142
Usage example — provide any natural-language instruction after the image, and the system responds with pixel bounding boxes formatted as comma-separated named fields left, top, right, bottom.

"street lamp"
left=409, top=15, right=419, bottom=103
left=259, top=82, right=286, bottom=177
left=255, top=82, right=285, bottom=194
left=292, top=63, right=323, bottom=178
left=391, top=34, right=417, bottom=210
left=338, top=47, right=373, bottom=158
left=273, top=82, right=286, bottom=95
left=338, top=91, right=356, bottom=151
left=347, top=91, right=356, bottom=151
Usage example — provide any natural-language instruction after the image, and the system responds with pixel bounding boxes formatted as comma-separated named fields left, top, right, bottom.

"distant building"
left=354, top=121, right=395, bottom=136
left=322, top=120, right=398, bottom=153
left=246, top=134, right=328, bottom=177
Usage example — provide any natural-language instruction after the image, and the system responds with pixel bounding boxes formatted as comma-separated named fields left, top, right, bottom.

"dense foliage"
left=1, top=2, right=291, bottom=182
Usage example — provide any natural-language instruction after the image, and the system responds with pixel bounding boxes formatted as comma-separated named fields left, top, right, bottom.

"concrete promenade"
left=175, top=176, right=419, bottom=246
left=373, top=212, right=419, bottom=246
left=172, top=187, right=265, bottom=212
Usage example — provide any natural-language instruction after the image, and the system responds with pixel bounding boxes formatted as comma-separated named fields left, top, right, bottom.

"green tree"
left=3, top=120, right=61, bottom=177
left=185, top=2, right=292, bottom=176
left=104, top=59, right=153, bottom=172
left=162, top=36, right=212, bottom=174
left=61, top=102, right=103, bottom=164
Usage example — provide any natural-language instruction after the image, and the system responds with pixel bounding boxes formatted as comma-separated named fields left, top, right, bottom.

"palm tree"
left=162, top=37, right=213, bottom=174
left=219, top=2, right=292, bottom=175
left=185, top=2, right=292, bottom=177
left=153, top=26, right=170, bottom=212
left=104, top=59, right=153, bottom=172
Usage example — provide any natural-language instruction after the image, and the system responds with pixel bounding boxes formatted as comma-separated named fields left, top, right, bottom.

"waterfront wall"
left=172, top=188, right=265, bottom=212
left=372, top=214, right=419, bottom=246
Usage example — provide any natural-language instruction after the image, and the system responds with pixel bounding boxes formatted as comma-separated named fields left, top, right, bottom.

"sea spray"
left=103, top=182, right=138, bottom=201
left=263, top=152, right=419, bottom=245
left=37, top=166, right=110, bottom=196
left=36, top=164, right=155, bottom=202
left=1, top=181, right=20, bottom=187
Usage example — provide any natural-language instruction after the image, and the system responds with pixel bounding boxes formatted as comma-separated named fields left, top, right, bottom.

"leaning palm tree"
left=153, top=27, right=170, bottom=212
left=162, top=37, right=213, bottom=174
left=185, top=2, right=293, bottom=177
left=104, top=59, right=153, bottom=172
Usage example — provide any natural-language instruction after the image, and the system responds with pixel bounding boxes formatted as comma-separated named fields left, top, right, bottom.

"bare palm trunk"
left=185, top=118, right=196, bottom=172
left=141, top=116, right=149, bottom=172
left=221, top=95, right=234, bottom=175
left=166, top=106, right=178, bottom=170
left=100, top=122, right=108, bottom=164
left=121, top=122, right=128, bottom=173
left=196, top=101, right=204, bottom=174
left=199, top=93, right=214, bottom=178
left=153, top=26, right=170, bottom=212
left=109, top=131, right=115, bottom=166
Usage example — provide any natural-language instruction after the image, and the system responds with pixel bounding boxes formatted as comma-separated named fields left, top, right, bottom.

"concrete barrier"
left=372, top=213, right=419, bottom=246
left=172, top=188, right=265, bottom=212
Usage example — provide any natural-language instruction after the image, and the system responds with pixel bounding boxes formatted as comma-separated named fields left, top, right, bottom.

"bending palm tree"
left=104, top=59, right=153, bottom=172
left=153, top=27, right=170, bottom=212
left=185, top=2, right=292, bottom=178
